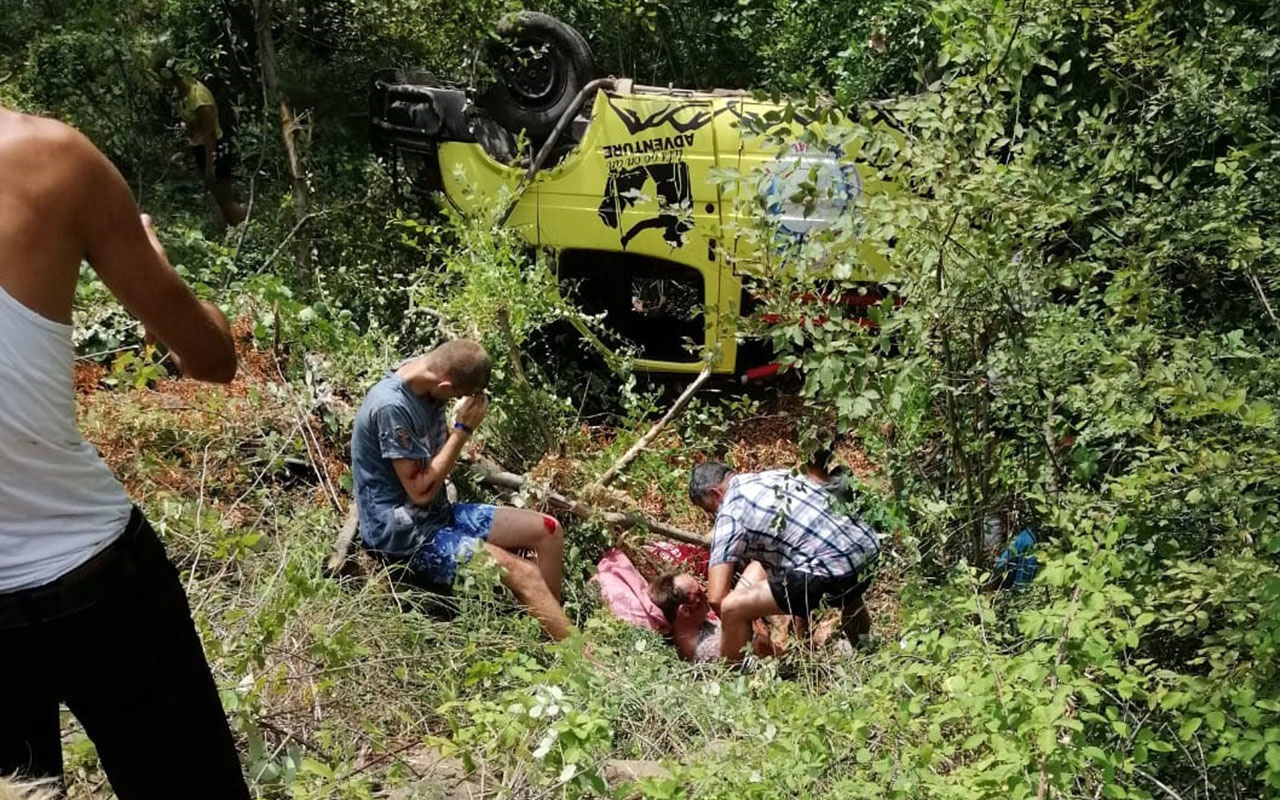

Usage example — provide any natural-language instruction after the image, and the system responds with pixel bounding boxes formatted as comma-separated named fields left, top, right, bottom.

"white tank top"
left=0, top=284, right=131, bottom=592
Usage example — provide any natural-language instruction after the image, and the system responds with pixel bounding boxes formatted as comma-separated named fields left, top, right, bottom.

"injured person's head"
left=648, top=571, right=708, bottom=626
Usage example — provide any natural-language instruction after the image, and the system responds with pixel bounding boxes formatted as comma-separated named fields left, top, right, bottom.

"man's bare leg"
left=718, top=580, right=786, bottom=663
left=735, top=562, right=800, bottom=656
left=208, top=180, right=245, bottom=226
left=737, top=560, right=768, bottom=588
left=483, top=543, right=572, bottom=641
left=487, top=507, right=565, bottom=602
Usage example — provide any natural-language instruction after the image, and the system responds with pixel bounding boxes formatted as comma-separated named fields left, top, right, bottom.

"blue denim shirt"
left=995, top=528, right=1039, bottom=588
left=350, top=373, right=452, bottom=555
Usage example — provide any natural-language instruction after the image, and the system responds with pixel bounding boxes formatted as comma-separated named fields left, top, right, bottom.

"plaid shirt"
left=709, top=470, right=880, bottom=579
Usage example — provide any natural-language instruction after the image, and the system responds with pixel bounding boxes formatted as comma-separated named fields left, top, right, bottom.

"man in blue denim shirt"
left=351, top=340, right=572, bottom=641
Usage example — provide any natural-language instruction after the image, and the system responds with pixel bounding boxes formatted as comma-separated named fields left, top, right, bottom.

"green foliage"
left=15, top=0, right=1280, bottom=797
left=539, top=0, right=935, bottom=98
left=719, top=0, right=1280, bottom=795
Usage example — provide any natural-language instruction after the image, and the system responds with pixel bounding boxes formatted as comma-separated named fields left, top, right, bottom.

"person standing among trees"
left=153, top=50, right=247, bottom=226
left=0, top=108, right=249, bottom=798
left=689, top=461, right=881, bottom=662
left=350, top=340, right=574, bottom=641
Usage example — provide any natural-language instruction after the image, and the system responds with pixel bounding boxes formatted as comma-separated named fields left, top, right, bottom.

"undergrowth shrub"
left=712, top=0, right=1280, bottom=796
left=31, top=0, right=1280, bottom=797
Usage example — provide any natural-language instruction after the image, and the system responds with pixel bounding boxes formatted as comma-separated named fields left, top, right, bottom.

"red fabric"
left=641, top=540, right=710, bottom=579
left=591, top=548, right=669, bottom=634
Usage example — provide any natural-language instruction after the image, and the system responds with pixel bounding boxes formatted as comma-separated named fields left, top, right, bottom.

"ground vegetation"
left=2, top=0, right=1278, bottom=797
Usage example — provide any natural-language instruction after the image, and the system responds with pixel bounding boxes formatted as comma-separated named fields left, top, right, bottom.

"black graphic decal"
left=605, top=94, right=715, bottom=135
left=598, top=162, right=694, bottom=249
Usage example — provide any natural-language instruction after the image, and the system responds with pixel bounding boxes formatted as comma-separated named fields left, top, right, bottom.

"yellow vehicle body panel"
left=435, top=89, right=895, bottom=375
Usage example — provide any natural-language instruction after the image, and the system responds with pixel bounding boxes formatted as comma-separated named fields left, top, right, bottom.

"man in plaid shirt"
left=690, top=462, right=880, bottom=661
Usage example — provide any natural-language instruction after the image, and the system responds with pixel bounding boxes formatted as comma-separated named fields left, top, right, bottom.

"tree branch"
left=1133, top=767, right=1187, bottom=800
left=587, top=364, right=712, bottom=492
left=496, top=306, right=558, bottom=454
left=252, top=0, right=311, bottom=282
left=325, top=504, right=360, bottom=577
left=1246, top=267, right=1280, bottom=339
left=1036, top=583, right=1084, bottom=800
left=467, top=456, right=708, bottom=546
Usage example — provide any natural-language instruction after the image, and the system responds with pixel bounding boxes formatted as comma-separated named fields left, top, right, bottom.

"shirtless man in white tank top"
left=0, top=108, right=250, bottom=798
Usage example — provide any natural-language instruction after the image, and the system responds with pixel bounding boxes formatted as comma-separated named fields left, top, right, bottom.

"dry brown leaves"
left=75, top=317, right=343, bottom=506
left=73, top=361, right=106, bottom=395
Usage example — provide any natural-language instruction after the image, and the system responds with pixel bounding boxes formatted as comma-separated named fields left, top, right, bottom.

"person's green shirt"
left=178, top=81, right=222, bottom=145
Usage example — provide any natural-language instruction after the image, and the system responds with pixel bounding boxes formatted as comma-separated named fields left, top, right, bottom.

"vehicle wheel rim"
left=498, top=38, right=562, bottom=105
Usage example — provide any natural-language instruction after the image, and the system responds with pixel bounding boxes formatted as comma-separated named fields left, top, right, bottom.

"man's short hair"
left=648, top=571, right=687, bottom=626
left=151, top=46, right=176, bottom=75
left=688, top=461, right=731, bottom=504
left=425, top=339, right=491, bottom=394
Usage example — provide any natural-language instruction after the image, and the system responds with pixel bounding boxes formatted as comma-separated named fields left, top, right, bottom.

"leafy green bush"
left=719, top=0, right=1280, bottom=795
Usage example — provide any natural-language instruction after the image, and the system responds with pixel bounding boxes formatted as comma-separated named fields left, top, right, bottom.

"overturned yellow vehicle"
left=371, top=13, right=894, bottom=376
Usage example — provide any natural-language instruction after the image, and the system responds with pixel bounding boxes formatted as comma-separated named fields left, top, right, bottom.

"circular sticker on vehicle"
left=760, top=142, right=862, bottom=237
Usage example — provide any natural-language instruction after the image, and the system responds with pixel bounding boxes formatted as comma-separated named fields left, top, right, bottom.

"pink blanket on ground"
left=592, top=548, right=669, bottom=634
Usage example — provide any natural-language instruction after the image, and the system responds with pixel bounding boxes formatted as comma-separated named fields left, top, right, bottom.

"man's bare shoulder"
left=0, top=110, right=106, bottom=177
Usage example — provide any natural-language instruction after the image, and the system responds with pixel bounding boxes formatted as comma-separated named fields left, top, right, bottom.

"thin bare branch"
left=588, top=363, right=713, bottom=492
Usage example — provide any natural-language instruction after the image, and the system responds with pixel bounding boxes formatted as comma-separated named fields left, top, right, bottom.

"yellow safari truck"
left=370, top=13, right=894, bottom=377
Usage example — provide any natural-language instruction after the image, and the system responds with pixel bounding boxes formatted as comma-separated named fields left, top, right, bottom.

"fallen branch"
left=325, top=457, right=709, bottom=576
left=588, top=363, right=712, bottom=492
left=466, top=457, right=708, bottom=546
left=325, top=504, right=360, bottom=577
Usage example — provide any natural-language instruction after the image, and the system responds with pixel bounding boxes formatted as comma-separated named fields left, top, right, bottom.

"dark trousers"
left=0, top=509, right=250, bottom=799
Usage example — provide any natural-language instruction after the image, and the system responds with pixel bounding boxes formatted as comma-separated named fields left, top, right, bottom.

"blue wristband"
left=453, top=421, right=473, bottom=434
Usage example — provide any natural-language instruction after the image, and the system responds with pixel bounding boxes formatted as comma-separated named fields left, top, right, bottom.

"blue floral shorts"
left=407, top=503, right=496, bottom=586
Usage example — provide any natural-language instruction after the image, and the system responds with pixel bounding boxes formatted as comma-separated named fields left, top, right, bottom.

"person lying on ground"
left=0, top=107, right=248, bottom=798
left=350, top=340, right=573, bottom=641
left=648, top=563, right=781, bottom=662
left=152, top=50, right=246, bottom=226
left=689, top=462, right=881, bottom=662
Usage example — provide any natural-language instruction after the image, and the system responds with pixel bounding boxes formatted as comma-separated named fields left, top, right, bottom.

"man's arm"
left=706, top=562, right=736, bottom=613
left=705, top=491, right=748, bottom=612
left=77, top=135, right=236, bottom=383
left=390, top=395, right=488, bottom=507
left=392, top=430, right=468, bottom=506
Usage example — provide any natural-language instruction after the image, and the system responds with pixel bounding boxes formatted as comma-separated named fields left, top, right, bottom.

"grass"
left=63, top=345, right=905, bottom=800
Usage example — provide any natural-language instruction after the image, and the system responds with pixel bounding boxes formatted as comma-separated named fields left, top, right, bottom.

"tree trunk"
left=496, top=306, right=559, bottom=454
left=252, top=0, right=311, bottom=282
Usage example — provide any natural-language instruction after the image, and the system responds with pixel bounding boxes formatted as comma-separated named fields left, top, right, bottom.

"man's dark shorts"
left=190, top=139, right=235, bottom=181
left=0, top=507, right=249, bottom=799
left=370, top=503, right=497, bottom=593
left=768, top=568, right=873, bottom=617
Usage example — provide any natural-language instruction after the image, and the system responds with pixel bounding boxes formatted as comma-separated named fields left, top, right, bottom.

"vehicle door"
left=534, top=90, right=727, bottom=374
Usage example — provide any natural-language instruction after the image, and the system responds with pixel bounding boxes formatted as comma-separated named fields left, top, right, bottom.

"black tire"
left=478, top=12, right=594, bottom=141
